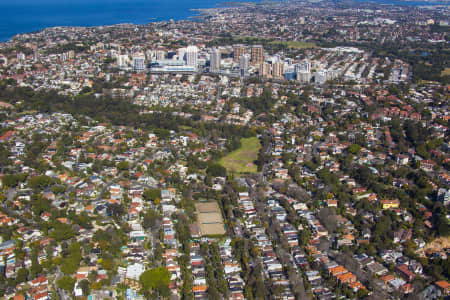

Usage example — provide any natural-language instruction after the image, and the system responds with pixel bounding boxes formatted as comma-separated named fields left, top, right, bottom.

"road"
left=261, top=131, right=273, bottom=184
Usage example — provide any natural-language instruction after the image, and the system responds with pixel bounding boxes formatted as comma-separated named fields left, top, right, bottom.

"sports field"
left=219, top=137, right=261, bottom=175
left=195, top=202, right=226, bottom=236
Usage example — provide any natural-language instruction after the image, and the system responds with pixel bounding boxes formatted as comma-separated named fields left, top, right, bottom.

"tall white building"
left=178, top=47, right=187, bottom=61
left=118, top=54, right=129, bottom=69
left=17, top=53, right=25, bottom=62
left=296, top=60, right=311, bottom=73
left=296, top=59, right=311, bottom=83
left=156, top=50, right=166, bottom=60
left=210, top=48, right=221, bottom=72
left=297, top=71, right=312, bottom=83
left=146, top=49, right=156, bottom=61
left=239, top=54, right=250, bottom=70
left=314, top=70, right=327, bottom=84
left=185, top=45, right=199, bottom=68
left=132, top=54, right=146, bottom=72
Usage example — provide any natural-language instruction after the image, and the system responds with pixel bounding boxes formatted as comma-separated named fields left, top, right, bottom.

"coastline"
left=1, top=0, right=448, bottom=43
left=0, top=0, right=261, bottom=43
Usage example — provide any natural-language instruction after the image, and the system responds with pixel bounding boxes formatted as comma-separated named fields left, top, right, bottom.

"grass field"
left=270, top=41, right=317, bottom=49
left=219, top=137, right=261, bottom=175
left=441, top=68, right=450, bottom=76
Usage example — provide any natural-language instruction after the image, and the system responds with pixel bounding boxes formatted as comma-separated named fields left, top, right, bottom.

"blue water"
left=1, top=0, right=448, bottom=42
left=0, top=0, right=263, bottom=42
left=355, top=0, right=449, bottom=5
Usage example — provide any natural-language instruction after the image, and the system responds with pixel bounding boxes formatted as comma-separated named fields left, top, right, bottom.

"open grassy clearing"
left=219, top=137, right=261, bottom=175
left=269, top=40, right=317, bottom=49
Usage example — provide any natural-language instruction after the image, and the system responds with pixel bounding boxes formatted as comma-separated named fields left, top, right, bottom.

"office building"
left=285, top=65, right=296, bottom=80
left=132, top=54, right=146, bottom=72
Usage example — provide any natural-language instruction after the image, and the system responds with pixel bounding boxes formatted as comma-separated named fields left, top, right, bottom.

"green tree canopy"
left=29, top=175, right=54, bottom=189
left=143, top=188, right=161, bottom=202
left=117, top=161, right=130, bottom=170
left=206, top=163, right=227, bottom=177
left=57, top=276, right=76, bottom=291
left=139, top=267, right=171, bottom=294
left=348, top=144, right=361, bottom=154
left=50, top=222, right=75, bottom=241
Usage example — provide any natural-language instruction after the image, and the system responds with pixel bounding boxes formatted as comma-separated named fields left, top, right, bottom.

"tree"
left=60, top=243, right=82, bottom=275
left=318, top=207, right=338, bottom=233
left=107, top=203, right=124, bottom=219
left=139, top=267, right=171, bottom=295
left=50, top=223, right=74, bottom=241
left=142, top=210, right=161, bottom=230
left=348, top=144, right=361, bottom=154
left=255, top=279, right=267, bottom=298
left=16, top=268, right=28, bottom=283
left=2, top=174, right=18, bottom=188
left=79, top=279, right=91, bottom=296
left=57, top=276, right=76, bottom=291
left=29, top=175, right=54, bottom=189
left=206, top=163, right=227, bottom=177
left=30, top=246, right=43, bottom=279
left=117, top=161, right=130, bottom=171
left=143, top=188, right=161, bottom=203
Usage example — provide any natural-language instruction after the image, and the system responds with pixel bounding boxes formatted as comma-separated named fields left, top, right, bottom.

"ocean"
left=1, top=0, right=448, bottom=42
left=0, top=0, right=263, bottom=42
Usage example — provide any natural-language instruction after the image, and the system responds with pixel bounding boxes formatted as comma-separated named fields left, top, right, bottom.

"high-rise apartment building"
left=297, top=71, right=311, bottom=83
left=239, top=54, right=251, bottom=77
left=296, top=60, right=311, bottom=73
left=233, top=44, right=246, bottom=63
left=210, top=48, right=221, bottom=72
left=239, top=54, right=250, bottom=71
left=251, top=45, right=264, bottom=65
left=272, top=62, right=285, bottom=78
left=260, top=62, right=272, bottom=78
left=118, top=54, right=130, bottom=69
left=185, top=45, right=199, bottom=68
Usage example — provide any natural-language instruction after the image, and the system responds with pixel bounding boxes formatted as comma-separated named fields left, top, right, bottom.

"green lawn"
left=219, top=137, right=261, bottom=175
left=270, top=41, right=317, bottom=49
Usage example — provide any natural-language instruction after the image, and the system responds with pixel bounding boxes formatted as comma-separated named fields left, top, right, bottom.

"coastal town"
left=0, top=0, right=448, bottom=300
